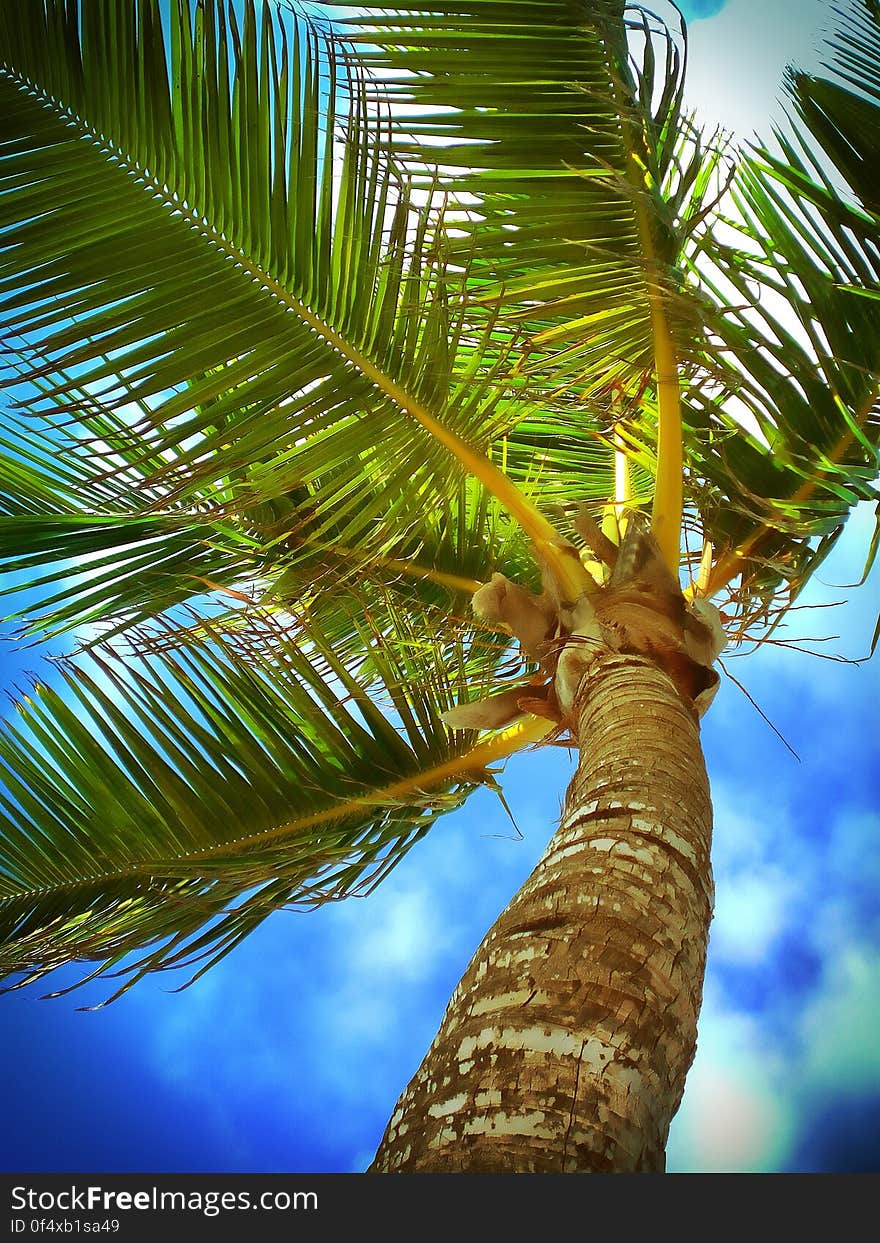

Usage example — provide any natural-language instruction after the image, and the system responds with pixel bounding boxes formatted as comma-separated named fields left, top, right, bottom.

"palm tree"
left=0, top=0, right=877, bottom=1173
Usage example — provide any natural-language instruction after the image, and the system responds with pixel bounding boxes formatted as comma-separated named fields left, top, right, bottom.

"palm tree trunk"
left=370, top=651, right=714, bottom=1172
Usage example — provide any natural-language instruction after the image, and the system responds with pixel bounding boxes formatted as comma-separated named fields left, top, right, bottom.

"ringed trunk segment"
left=370, top=653, right=714, bottom=1173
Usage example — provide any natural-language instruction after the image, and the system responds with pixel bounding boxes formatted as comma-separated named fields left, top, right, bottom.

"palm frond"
left=324, top=1, right=652, bottom=363
left=687, top=0, right=880, bottom=630
left=0, top=511, right=259, bottom=644
left=0, top=602, right=542, bottom=999
left=122, top=477, right=535, bottom=687
left=1, top=365, right=552, bottom=652
left=787, top=0, right=880, bottom=213
left=318, top=0, right=750, bottom=566
left=0, top=0, right=581, bottom=600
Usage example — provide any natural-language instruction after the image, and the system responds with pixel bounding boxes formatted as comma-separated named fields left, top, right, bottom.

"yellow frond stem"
left=170, top=196, right=586, bottom=602
left=380, top=558, right=484, bottom=596
left=618, top=124, right=683, bottom=575
left=181, top=715, right=554, bottom=863
left=694, top=540, right=714, bottom=598
left=648, top=306, right=683, bottom=574
left=534, top=537, right=597, bottom=600
left=600, top=423, right=632, bottom=554
left=633, top=193, right=682, bottom=574
left=614, top=427, right=632, bottom=519
left=328, top=331, right=594, bottom=601
left=288, top=537, right=484, bottom=597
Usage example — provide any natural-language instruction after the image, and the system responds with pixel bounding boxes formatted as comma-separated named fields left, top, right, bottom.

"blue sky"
left=2, top=0, right=879, bottom=1175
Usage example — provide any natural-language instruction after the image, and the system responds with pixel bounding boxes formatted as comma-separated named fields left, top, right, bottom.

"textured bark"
left=371, top=652, right=714, bottom=1172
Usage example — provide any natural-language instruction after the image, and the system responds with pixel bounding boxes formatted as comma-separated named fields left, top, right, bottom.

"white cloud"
left=667, top=797, right=880, bottom=1169
left=340, top=887, right=450, bottom=982
left=704, top=786, right=802, bottom=963
left=798, top=947, right=880, bottom=1091
left=667, top=989, right=795, bottom=1172
left=710, top=870, right=795, bottom=964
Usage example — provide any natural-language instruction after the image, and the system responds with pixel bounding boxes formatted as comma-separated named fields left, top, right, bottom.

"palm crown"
left=0, top=0, right=878, bottom=1003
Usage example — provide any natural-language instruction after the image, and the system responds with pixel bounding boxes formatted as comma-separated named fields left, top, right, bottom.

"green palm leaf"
left=323, top=0, right=688, bottom=376
left=0, top=0, right=552, bottom=580
left=0, top=602, right=536, bottom=1000
left=322, top=0, right=880, bottom=599
left=688, top=0, right=880, bottom=629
